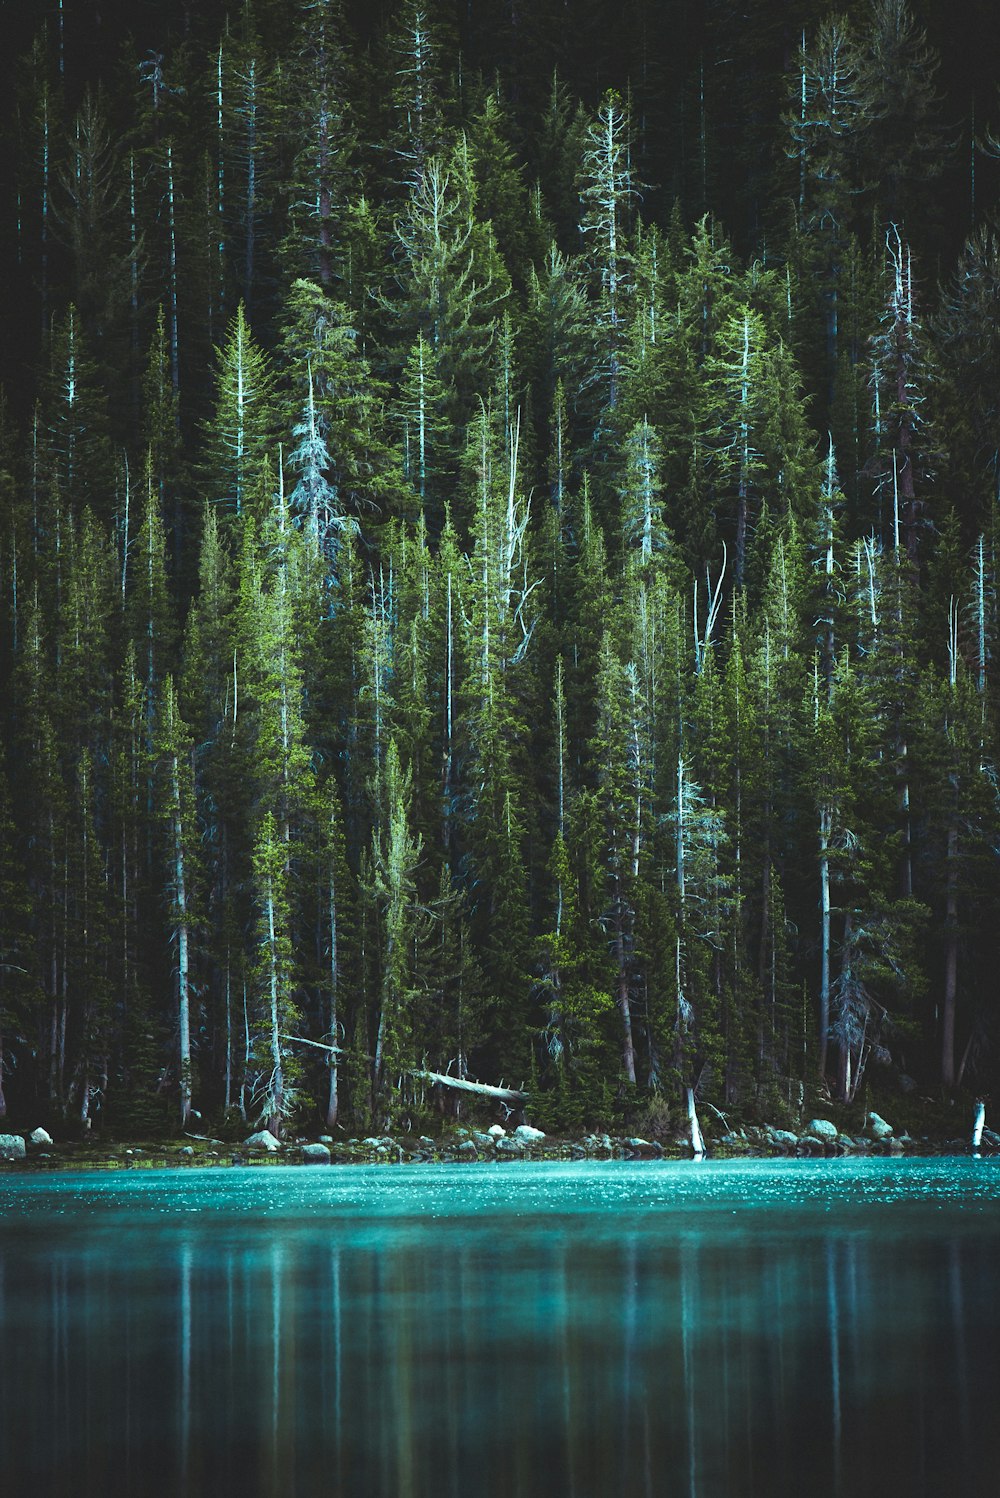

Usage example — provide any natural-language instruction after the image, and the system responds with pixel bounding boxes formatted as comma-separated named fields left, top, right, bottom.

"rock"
left=570, top=1144, right=586, bottom=1160
left=472, top=1132, right=495, bottom=1148
left=245, top=1129, right=281, bottom=1152
left=0, top=1134, right=26, bottom=1161
left=866, top=1111, right=894, bottom=1141
left=301, top=1143, right=331, bottom=1164
left=514, top=1125, right=545, bottom=1145
left=457, top=1140, right=478, bottom=1159
left=318, top=1135, right=334, bottom=1144
left=495, top=1137, right=522, bottom=1156
left=29, top=1127, right=53, bottom=1147
left=419, top=1136, right=435, bottom=1147
left=488, top=1124, right=506, bottom=1138
left=805, top=1118, right=838, bottom=1141
left=178, top=1145, right=195, bottom=1158
left=626, top=1137, right=664, bottom=1158
left=770, top=1129, right=799, bottom=1149
left=797, top=1134, right=825, bottom=1155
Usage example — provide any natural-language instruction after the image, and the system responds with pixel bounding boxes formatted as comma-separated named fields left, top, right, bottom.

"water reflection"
left=2, top=1163, right=1000, bottom=1497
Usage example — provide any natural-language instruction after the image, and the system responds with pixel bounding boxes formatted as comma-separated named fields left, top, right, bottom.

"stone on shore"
left=514, top=1125, right=545, bottom=1145
left=245, top=1130, right=281, bottom=1152
left=805, top=1118, right=838, bottom=1141
left=866, top=1111, right=894, bottom=1141
left=301, top=1143, right=331, bottom=1164
left=29, top=1127, right=53, bottom=1147
left=0, top=1134, right=26, bottom=1160
left=626, top=1137, right=664, bottom=1158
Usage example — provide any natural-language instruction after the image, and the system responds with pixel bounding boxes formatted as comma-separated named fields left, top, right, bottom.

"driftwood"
left=280, top=1036, right=526, bottom=1103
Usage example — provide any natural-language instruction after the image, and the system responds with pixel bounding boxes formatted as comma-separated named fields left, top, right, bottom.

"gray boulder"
left=626, top=1137, right=664, bottom=1158
left=495, top=1137, right=522, bottom=1156
left=29, top=1127, right=53, bottom=1147
left=301, top=1143, right=331, bottom=1164
left=797, top=1134, right=825, bottom=1155
left=514, top=1125, right=545, bottom=1145
left=245, top=1129, right=281, bottom=1152
left=457, top=1140, right=479, bottom=1159
left=0, top=1134, right=26, bottom=1161
left=866, top=1111, right=894, bottom=1140
left=770, top=1129, right=799, bottom=1149
left=805, top=1118, right=838, bottom=1141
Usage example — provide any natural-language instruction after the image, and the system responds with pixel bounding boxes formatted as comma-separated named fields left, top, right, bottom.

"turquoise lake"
left=2, top=1157, right=999, bottom=1496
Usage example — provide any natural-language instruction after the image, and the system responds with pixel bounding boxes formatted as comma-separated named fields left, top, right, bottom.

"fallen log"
left=280, top=1033, right=350, bottom=1056
left=280, top=1036, right=527, bottom=1103
left=410, top=1070, right=527, bottom=1103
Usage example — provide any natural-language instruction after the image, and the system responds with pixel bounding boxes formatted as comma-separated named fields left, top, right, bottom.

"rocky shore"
left=1, top=1109, right=994, bottom=1170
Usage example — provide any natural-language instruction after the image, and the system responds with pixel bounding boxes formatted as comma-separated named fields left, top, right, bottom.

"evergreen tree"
left=203, top=301, right=275, bottom=517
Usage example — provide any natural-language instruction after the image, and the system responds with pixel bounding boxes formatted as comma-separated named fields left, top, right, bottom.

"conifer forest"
left=2, top=0, right=1000, bottom=1142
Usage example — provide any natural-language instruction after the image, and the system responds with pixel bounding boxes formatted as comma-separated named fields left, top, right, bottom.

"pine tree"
left=203, top=301, right=275, bottom=518
left=274, top=0, right=357, bottom=292
left=388, top=144, right=509, bottom=444
left=578, top=89, right=638, bottom=422
left=368, top=740, right=423, bottom=1119
left=251, top=808, right=299, bottom=1134
left=278, top=278, right=402, bottom=541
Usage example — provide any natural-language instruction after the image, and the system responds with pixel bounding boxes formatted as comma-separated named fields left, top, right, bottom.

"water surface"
left=2, top=1157, right=998, bottom=1497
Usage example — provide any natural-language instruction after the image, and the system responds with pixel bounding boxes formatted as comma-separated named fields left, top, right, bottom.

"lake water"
left=2, top=1157, right=999, bottom=1497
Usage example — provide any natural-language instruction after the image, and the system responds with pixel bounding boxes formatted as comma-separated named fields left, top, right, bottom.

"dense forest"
left=1, top=0, right=999, bottom=1139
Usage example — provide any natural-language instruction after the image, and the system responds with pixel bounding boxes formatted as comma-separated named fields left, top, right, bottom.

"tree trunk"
left=326, top=862, right=339, bottom=1131
left=686, top=1087, right=705, bottom=1157
left=818, top=805, right=832, bottom=1081
left=615, top=898, right=637, bottom=1084
left=174, top=805, right=192, bottom=1129
left=942, top=818, right=959, bottom=1088
left=266, top=879, right=284, bottom=1134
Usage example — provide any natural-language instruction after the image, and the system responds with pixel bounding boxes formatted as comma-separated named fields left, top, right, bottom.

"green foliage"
left=0, top=0, right=997, bottom=1134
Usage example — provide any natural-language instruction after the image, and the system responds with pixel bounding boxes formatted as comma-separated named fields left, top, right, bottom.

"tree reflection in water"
left=1, top=1161, right=999, bottom=1497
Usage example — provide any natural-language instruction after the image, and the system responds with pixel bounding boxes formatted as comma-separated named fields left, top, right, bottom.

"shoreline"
left=1, top=1123, right=991, bottom=1172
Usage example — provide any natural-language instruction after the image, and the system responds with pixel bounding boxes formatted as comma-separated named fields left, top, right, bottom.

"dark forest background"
left=2, top=0, right=1000, bottom=1140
